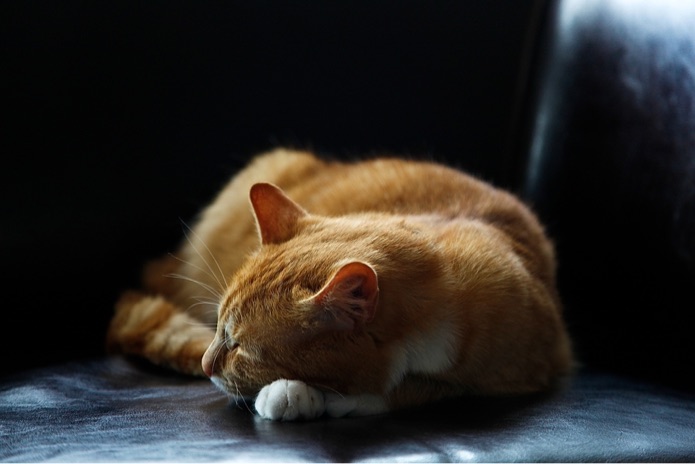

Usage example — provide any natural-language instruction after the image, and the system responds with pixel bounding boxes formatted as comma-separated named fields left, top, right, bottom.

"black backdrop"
left=2, top=1, right=538, bottom=375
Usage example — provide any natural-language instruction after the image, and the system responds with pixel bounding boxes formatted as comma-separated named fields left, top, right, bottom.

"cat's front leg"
left=255, top=379, right=325, bottom=421
left=254, top=379, right=389, bottom=420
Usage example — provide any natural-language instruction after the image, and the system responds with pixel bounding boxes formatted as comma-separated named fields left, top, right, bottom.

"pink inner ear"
left=249, top=183, right=308, bottom=244
left=314, top=261, right=379, bottom=329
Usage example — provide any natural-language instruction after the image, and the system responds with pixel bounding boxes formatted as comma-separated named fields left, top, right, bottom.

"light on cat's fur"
left=107, top=148, right=573, bottom=421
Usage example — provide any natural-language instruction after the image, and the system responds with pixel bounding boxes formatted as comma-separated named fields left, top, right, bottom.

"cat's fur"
left=106, top=148, right=573, bottom=421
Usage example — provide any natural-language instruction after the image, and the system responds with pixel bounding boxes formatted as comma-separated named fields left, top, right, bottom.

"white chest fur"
left=387, top=320, right=459, bottom=389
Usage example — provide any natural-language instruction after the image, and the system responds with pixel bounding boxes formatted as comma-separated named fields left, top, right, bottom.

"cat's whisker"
left=165, top=272, right=223, bottom=300
left=190, top=296, right=222, bottom=310
left=233, top=382, right=255, bottom=414
left=193, top=295, right=220, bottom=304
left=180, top=221, right=228, bottom=295
left=182, top=306, right=219, bottom=329
left=208, top=344, right=255, bottom=413
left=313, top=383, right=346, bottom=399
left=211, top=337, right=228, bottom=375
left=168, top=252, right=227, bottom=298
left=176, top=309, right=217, bottom=329
left=203, top=342, right=250, bottom=414
left=185, top=298, right=220, bottom=316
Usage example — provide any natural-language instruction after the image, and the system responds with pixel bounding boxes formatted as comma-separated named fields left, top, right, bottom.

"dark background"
left=2, top=1, right=539, bottom=375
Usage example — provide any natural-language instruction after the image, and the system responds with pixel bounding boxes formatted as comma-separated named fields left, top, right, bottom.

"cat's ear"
left=309, top=261, right=379, bottom=331
left=249, top=183, right=308, bottom=245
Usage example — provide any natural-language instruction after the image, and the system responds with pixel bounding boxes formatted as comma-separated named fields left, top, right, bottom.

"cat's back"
left=258, top=149, right=557, bottom=290
left=171, top=148, right=554, bottom=321
left=251, top=148, right=513, bottom=220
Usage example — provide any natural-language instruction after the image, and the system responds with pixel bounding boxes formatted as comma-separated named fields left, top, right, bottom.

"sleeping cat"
left=106, top=147, right=573, bottom=421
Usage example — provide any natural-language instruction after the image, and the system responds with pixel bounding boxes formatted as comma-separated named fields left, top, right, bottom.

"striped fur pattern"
left=106, top=148, right=573, bottom=420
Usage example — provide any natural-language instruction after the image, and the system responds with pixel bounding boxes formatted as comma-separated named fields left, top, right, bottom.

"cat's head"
left=201, top=183, right=392, bottom=399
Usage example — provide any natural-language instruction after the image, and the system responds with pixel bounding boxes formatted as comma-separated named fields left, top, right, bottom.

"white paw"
left=254, top=379, right=325, bottom=421
left=324, top=392, right=388, bottom=418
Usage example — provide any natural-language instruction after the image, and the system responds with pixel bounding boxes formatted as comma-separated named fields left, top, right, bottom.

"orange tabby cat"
left=106, top=147, right=573, bottom=420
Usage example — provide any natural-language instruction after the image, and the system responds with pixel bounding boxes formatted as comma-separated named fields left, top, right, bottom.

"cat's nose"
left=201, top=345, right=216, bottom=377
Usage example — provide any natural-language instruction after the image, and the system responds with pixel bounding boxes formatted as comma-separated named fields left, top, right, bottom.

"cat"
left=106, top=147, right=573, bottom=421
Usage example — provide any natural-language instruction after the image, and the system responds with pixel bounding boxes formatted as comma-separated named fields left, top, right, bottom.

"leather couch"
left=3, top=0, right=695, bottom=461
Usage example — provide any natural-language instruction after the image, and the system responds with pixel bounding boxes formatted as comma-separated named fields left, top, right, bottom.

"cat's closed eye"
left=226, top=339, right=240, bottom=351
left=223, top=325, right=240, bottom=351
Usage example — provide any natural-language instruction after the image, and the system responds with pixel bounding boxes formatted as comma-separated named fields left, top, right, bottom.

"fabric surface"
left=2, top=357, right=695, bottom=462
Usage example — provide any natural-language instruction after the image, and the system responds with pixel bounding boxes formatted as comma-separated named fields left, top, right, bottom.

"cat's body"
left=107, top=148, right=573, bottom=420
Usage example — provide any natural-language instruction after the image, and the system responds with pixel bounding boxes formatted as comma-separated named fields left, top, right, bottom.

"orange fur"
left=106, top=148, right=573, bottom=416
